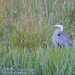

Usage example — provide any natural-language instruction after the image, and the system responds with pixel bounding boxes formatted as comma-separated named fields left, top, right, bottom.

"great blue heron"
left=50, top=23, right=73, bottom=47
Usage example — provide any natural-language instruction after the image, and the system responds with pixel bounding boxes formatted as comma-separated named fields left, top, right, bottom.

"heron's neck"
left=59, top=25, right=63, bottom=31
left=56, top=25, right=63, bottom=31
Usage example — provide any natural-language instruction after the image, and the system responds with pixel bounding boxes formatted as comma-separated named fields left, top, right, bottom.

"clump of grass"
left=0, top=0, right=74, bottom=48
left=0, top=44, right=75, bottom=75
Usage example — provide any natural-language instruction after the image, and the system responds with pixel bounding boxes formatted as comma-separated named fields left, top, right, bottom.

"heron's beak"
left=49, top=24, right=55, bottom=26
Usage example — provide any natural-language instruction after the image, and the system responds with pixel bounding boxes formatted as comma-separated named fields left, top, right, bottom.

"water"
left=0, top=68, right=35, bottom=75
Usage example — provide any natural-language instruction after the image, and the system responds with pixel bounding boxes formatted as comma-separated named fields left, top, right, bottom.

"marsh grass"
left=0, top=45, right=75, bottom=75
left=0, top=0, right=75, bottom=75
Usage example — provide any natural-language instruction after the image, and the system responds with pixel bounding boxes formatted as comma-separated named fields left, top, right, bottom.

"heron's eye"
left=58, top=34, right=60, bottom=36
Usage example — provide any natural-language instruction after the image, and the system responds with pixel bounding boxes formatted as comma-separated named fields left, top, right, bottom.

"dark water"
left=0, top=68, right=35, bottom=75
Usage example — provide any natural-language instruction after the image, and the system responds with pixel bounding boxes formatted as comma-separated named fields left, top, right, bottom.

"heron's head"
left=49, top=23, right=63, bottom=31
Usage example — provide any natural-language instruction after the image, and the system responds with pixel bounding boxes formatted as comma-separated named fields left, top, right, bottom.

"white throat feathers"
left=55, top=25, right=63, bottom=31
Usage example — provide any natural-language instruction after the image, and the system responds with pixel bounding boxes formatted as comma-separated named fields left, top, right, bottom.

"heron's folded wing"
left=57, top=32, right=73, bottom=47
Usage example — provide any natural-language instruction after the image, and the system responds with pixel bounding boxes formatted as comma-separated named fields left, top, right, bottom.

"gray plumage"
left=51, top=23, right=73, bottom=47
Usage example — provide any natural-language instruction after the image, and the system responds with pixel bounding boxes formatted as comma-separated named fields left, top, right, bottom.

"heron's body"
left=52, top=29, right=73, bottom=47
left=50, top=23, right=73, bottom=47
